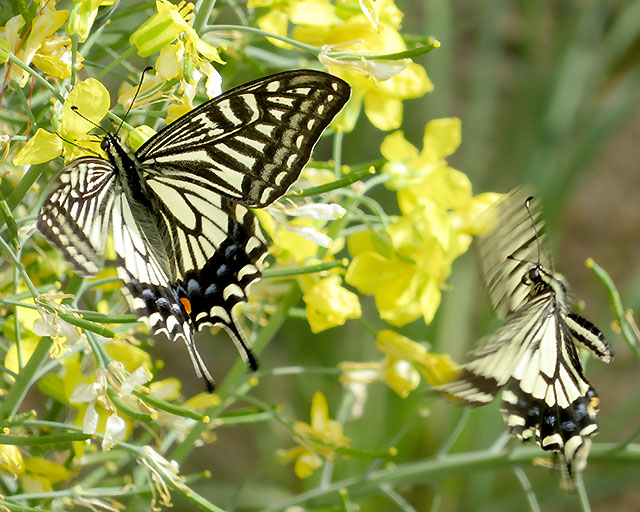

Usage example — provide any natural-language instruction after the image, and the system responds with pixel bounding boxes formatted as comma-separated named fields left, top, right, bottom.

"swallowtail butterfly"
left=37, top=70, right=350, bottom=390
left=439, top=187, right=613, bottom=474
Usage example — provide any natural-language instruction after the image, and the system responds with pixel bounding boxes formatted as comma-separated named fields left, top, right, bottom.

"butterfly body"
left=440, top=188, right=613, bottom=473
left=38, top=70, right=350, bottom=390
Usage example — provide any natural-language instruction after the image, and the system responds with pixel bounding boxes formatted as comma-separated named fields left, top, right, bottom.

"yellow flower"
left=278, top=392, right=350, bottom=478
left=351, top=0, right=403, bottom=31
left=302, top=274, right=361, bottom=333
left=381, top=118, right=462, bottom=189
left=250, top=0, right=339, bottom=48
left=67, top=0, right=117, bottom=42
left=347, top=119, right=499, bottom=325
left=13, top=78, right=110, bottom=166
left=130, top=0, right=223, bottom=63
left=0, top=6, right=79, bottom=86
left=21, top=457, right=72, bottom=493
left=295, top=17, right=432, bottom=131
left=340, top=330, right=460, bottom=397
left=125, top=11, right=223, bottom=119
left=31, top=35, right=84, bottom=79
left=0, top=444, right=24, bottom=479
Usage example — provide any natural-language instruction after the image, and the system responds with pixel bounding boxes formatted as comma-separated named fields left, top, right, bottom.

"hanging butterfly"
left=37, top=70, right=350, bottom=391
left=438, top=187, right=613, bottom=474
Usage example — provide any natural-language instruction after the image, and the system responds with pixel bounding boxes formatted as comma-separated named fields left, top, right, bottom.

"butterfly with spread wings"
left=37, top=70, right=350, bottom=391
left=439, top=187, right=613, bottom=474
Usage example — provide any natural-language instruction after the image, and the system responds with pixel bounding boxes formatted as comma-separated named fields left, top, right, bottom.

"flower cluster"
left=250, top=0, right=433, bottom=130
left=347, top=118, right=499, bottom=326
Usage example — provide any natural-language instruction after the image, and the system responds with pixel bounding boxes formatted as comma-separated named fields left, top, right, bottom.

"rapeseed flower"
left=278, top=391, right=350, bottom=478
left=347, top=119, right=499, bottom=325
left=13, top=78, right=109, bottom=166
left=0, top=6, right=81, bottom=85
left=340, top=330, right=460, bottom=397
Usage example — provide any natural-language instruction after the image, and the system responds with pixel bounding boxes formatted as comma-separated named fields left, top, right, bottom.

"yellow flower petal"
left=67, top=0, right=116, bottom=42
left=380, top=130, right=419, bottom=162
left=422, top=117, right=461, bottom=163
left=22, top=8, right=69, bottom=65
left=416, top=352, right=461, bottom=387
left=13, top=128, right=62, bottom=166
left=303, top=275, right=361, bottom=333
left=419, top=279, right=441, bottom=325
left=4, top=338, right=39, bottom=379
left=62, top=78, right=110, bottom=137
left=32, top=36, right=82, bottom=79
left=288, top=0, right=338, bottom=26
left=385, top=358, right=420, bottom=397
left=376, top=329, right=426, bottom=361
left=294, top=450, right=323, bottom=479
left=24, top=457, right=72, bottom=484
left=364, top=92, right=402, bottom=131
left=257, top=9, right=291, bottom=49
left=104, top=339, right=152, bottom=374
left=155, top=41, right=184, bottom=80
left=310, top=391, right=329, bottom=432
left=0, top=444, right=24, bottom=478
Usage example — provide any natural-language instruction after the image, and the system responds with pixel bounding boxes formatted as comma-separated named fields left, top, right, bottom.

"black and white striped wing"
left=476, top=186, right=553, bottom=319
left=136, top=70, right=351, bottom=207
left=37, top=158, right=116, bottom=276
left=440, top=293, right=606, bottom=470
left=441, top=189, right=613, bottom=473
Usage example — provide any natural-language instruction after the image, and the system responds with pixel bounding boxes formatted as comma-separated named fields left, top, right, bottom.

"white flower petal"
left=82, top=401, right=99, bottom=435
left=121, top=366, right=152, bottom=396
left=70, top=382, right=101, bottom=403
left=283, top=203, right=346, bottom=220
left=285, top=224, right=332, bottom=247
left=102, top=415, right=126, bottom=450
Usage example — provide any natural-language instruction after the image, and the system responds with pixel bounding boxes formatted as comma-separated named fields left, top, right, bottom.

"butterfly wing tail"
left=120, top=272, right=216, bottom=391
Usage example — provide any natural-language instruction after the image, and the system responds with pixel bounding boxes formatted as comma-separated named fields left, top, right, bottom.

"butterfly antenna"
left=54, top=131, right=101, bottom=157
left=116, top=65, right=154, bottom=136
left=524, top=196, right=542, bottom=265
left=69, top=106, right=110, bottom=136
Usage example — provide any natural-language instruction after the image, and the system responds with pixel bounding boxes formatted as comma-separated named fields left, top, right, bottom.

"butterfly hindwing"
left=439, top=188, right=613, bottom=473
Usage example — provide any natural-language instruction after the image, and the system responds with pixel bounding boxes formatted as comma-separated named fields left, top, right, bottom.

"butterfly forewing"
left=476, top=187, right=553, bottom=318
left=137, top=70, right=350, bottom=207
left=440, top=187, right=613, bottom=474
left=37, top=70, right=350, bottom=391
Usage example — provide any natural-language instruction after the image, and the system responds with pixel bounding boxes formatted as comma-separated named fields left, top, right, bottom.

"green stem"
left=6, top=52, right=64, bottom=103
left=193, top=0, right=217, bottom=34
left=263, top=260, right=347, bottom=279
left=96, top=46, right=137, bottom=80
left=170, top=285, right=301, bottom=463
left=0, top=433, right=92, bottom=445
left=283, top=166, right=376, bottom=200
left=586, top=258, right=640, bottom=360
left=260, top=443, right=640, bottom=512
left=0, top=337, right=52, bottom=418
left=132, top=390, right=209, bottom=422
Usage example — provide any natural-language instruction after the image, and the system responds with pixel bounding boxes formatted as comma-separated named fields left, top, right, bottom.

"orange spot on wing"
left=180, top=297, right=192, bottom=314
